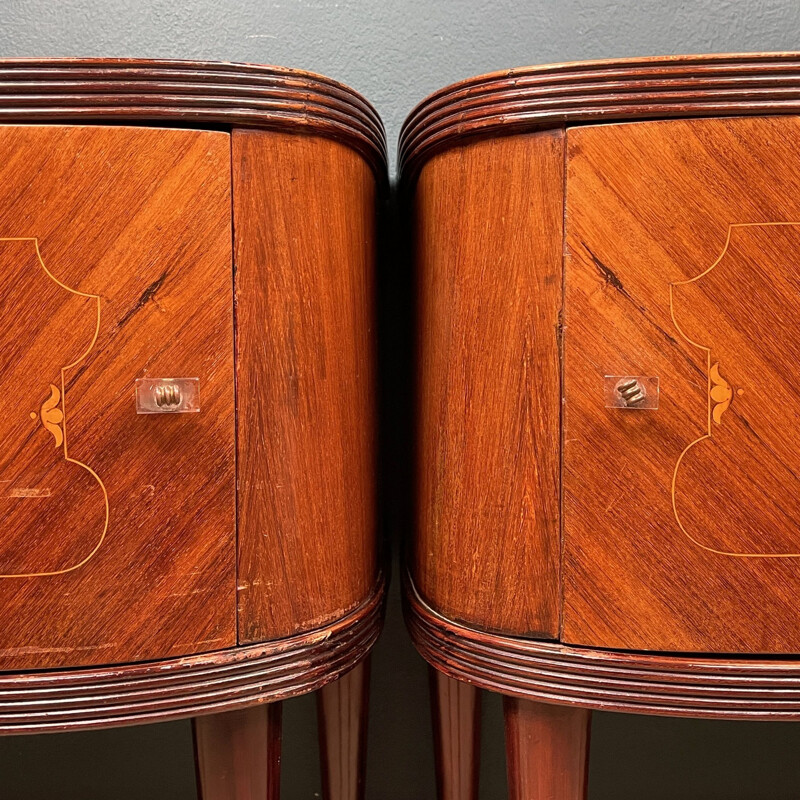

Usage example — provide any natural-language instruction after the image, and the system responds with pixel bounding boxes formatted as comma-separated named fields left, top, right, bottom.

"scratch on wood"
left=8, top=487, right=51, bottom=498
left=168, top=586, right=219, bottom=597
left=0, top=643, right=114, bottom=655
left=117, top=270, right=168, bottom=329
left=173, top=637, right=225, bottom=649
left=584, top=243, right=628, bottom=296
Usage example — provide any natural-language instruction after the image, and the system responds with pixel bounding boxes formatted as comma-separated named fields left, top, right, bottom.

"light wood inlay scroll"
left=669, top=222, right=800, bottom=559
left=563, top=116, right=800, bottom=652
left=0, top=237, right=108, bottom=578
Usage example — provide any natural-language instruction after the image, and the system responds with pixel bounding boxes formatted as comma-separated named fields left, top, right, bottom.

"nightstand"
left=0, top=58, right=385, bottom=800
left=401, top=53, right=800, bottom=799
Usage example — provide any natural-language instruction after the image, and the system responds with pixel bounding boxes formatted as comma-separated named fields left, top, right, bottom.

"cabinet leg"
left=430, top=668, right=481, bottom=800
left=317, top=659, right=371, bottom=800
left=193, top=703, right=282, bottom=800
left=503, top=697, right=590, bottom=800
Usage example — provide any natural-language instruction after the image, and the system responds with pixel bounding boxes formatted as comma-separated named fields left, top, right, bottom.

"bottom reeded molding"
left=0, top=577, right=383, bottom=735
left=405, top=573, right=800, bottom=720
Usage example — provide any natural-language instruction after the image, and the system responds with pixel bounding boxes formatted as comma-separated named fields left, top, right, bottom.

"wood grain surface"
left=0, top=580, right=381, bottom=734
left=193, top=703, right=282, bottom=800
left=0, top=124, right=234, bottom=669
left=406, top=576, right=800, bottom=720
left=563, top=116, right=800, bottom=653
left=0, top=59, right=386, bottom=177
left=317, top=660, right=371, bottom=800
left=430, top=669, right=481, bottom=800
left=399, top=53, right=800, bottom=180
left=504, top=698, right=590, bottom=800
left=234, top=130, right=378, bottom=643
left=413, top=132, right=563, bottom=636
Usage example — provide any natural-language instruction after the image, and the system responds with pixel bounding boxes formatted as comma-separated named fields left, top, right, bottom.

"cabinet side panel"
left=413, top=131, right=564, bottom=636
left=234, top=130, right=377, bottom=642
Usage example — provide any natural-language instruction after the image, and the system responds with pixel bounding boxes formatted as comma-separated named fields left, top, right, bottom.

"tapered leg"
left=193, top=703, right=282, bottom=800
left=430, top=668, right=481, bottom=800
left=503, top=697, right=590, bottom=800
left=317, top=659, right=371, bottom=800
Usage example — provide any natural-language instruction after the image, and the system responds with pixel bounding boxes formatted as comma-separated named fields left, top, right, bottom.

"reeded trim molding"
left=0, top=576, right=384, bottom=734
left=405, top=574, right=800, bottom=720
left=0, top=59, right=386, bottom=175
left=399, top=52, right=800, bottom=180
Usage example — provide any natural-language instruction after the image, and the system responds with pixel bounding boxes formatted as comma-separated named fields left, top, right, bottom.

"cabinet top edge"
left=398, top=52, right=800, bottom=182
left=0, top=58, right=386, bottom=176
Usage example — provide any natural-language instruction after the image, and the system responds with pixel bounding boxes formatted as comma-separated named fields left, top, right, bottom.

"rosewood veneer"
left=0, top=58, right=385, bottom=800
left=400, top=53, right=800, bottom=798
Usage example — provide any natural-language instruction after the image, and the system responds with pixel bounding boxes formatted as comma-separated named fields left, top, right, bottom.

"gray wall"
left=4, top=1, right=800, bottom=798
left=3, top=0, right=800, bottom=175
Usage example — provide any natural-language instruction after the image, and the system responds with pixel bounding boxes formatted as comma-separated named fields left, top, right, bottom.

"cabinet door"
left=0, top=126, right=235, bottom=668
left=563, top=116, right=800, bottom=653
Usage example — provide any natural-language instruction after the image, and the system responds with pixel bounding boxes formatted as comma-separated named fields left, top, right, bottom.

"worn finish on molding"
left=0, top=58, right=387, bottom=175
left=0, top=577, right=383, bottom=735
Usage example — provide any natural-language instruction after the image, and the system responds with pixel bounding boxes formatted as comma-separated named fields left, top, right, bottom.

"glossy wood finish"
left=563, top=115, right=800, bottom=653
left=193, top=703, right=282, bottom=800
left=430, top=670, right=480, bottom=800
left=0, top=54, right=385, bottom=744
left=317, top=660, right=370, bottom=800
left=413, top=131, right=563, bottom=636
left=234, top=130, right=377, bottom=643
left=403, top=56, right=800, bottom=653
left=0, top=577, right=381, bottom=735
left=403, top=53, right=800, bottom=800
left=400, top=53, right=800, bottom=178
left=504, top=698, right=590, bottom=800
left=0, top=58, right=384, bottom=800
left=0, top=60, right=385, bottom=176
left=0, top=124, right=234, bottom=669
left=407, top=577, right=800, bottom=720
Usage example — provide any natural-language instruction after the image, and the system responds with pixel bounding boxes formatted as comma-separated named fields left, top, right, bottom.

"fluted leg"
left=430, top=668, right=481, bottom=800
left=193, top=703, right=282, bottom=800
left=317, top=659, right=371, bottom=800
left=504, top=697, right=590, bottom=800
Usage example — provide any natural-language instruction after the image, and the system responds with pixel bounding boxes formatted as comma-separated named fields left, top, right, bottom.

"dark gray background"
left=4, top=1, right=800, bottom=798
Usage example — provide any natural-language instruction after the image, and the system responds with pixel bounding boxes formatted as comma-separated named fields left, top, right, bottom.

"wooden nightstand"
left=0, top=59, right=385, bottom=800
left=400, top=53, right=800, bottom=799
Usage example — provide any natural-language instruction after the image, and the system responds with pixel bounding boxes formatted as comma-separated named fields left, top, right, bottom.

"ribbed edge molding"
left=0, top=577, right=384, bottom=734
left=405, top=574, right=800, bottom=720
left=400, top=52, right=800, bottom=180
left=0, top=58, right=386, bottom=175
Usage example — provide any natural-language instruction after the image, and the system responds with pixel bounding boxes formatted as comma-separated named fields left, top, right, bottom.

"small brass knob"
left=135, top=377, right=200, bottom=415
left=154, top=384, right=182, bottom=408
left=615, top=378, right=646, bottom=407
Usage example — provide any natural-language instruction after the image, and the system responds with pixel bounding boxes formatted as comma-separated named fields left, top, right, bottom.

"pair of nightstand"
left=5, top=53, right=800, bottom=800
